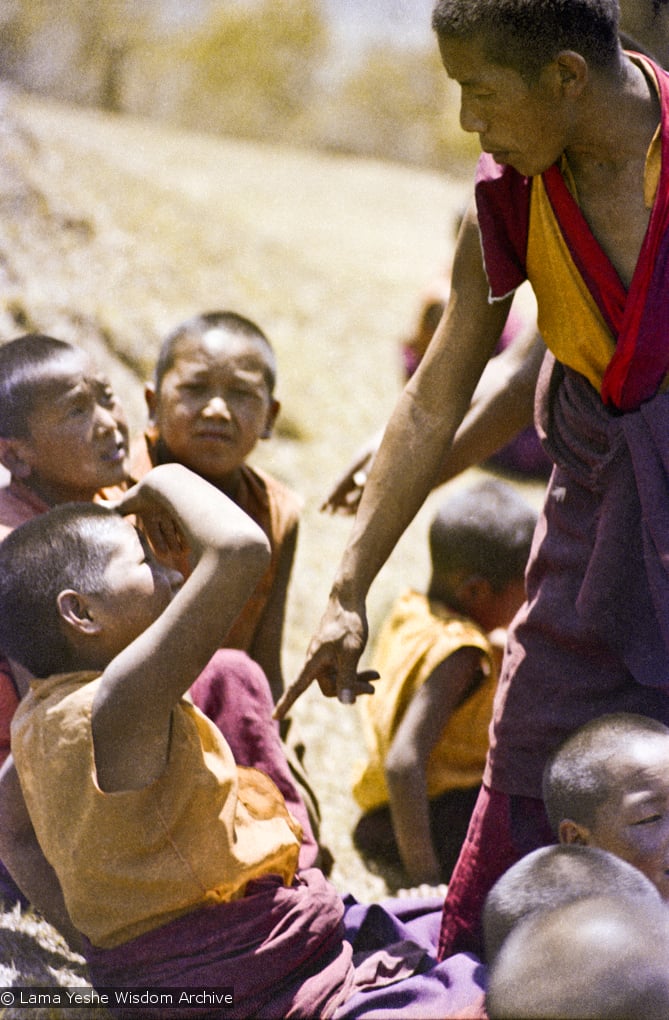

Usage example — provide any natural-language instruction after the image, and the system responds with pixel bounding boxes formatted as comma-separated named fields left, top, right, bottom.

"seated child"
left=542, top=712, right=669, bottom=899
left=486, top=894, right=669, bottom=1020
left=0, top=466, right=489, bottom=1019
left=133, top=310, right=299, bottom=705
left=482, top=843, right=662, bottom=964
left=0, top=465, right=351, bottom=1017
left=351, top=479, right=537, bottom=885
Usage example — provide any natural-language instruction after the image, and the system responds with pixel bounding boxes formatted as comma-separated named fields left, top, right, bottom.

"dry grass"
left=0, top=87, right=546, bottom=1007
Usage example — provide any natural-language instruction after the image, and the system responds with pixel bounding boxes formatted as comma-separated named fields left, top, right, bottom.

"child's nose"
left=202, top=395, right=230, bottom=418
left=94, top=403, right=122, bottom=435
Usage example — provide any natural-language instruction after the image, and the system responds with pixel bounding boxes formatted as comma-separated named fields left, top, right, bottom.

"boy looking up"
left=352, top=479, right=536, bottom=886
left=280, top=0, right=669, bottom=957
left=0, top=333, right=130, bottom=757
left=0, top=466, right=353, bottom=1017
left=543, top=712, right=669, bottom=899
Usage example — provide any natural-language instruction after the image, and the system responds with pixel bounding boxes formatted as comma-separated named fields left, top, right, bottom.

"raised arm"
left=93, top=464, right=271, bottom=790
left=275, top=203, right=512, bottom=718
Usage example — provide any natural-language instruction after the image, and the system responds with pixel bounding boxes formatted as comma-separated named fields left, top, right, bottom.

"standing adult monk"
left=277, top=0, right=669, bottom=958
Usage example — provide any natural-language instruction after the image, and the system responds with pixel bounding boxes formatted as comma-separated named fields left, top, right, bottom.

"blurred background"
left=0, top=0, right=479, bottom=172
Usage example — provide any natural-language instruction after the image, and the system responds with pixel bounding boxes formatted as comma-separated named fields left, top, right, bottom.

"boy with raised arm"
left=278, top=0, right=669, bottom=959
left=0, top=464, right=354, bottom=1017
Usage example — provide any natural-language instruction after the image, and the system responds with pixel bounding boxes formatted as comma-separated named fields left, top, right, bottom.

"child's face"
left=148, top=331, right=279, bottom=485
left=88, top=519, right=183, bottom=659
left=11, top=350, right=129, bottom=504
left=585, top=734, right=669, bottom=900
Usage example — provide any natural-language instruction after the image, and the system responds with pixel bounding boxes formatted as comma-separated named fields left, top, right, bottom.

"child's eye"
left=67, top=399, right=89, bottom=417
left=633, top=813, right=662, bottom=825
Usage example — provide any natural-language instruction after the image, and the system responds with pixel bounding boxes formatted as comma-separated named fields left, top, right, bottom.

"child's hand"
left=105, top=478, right=187, bottom=559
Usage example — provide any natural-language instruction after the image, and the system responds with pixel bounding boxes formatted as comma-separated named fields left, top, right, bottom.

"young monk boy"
left=279, top=0, right=669, bottom=958
left=134, top=310, right=327, bottom=865
left=0, top=465, right=353, bottom=1017
left=482, top=843, right=663, bottom=964
left=0, top=467, right=492, bottom=1019
left=543, top=712, right=669, bottom=899
left=0, top=333, right=131, bottom=904
left=352, top=479, right=536, bottom=886
left=133, top=310, right=299, bottom=705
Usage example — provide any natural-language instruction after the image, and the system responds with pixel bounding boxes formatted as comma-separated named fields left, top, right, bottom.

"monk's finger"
left=337, top=669, right=379, bottom=705
left=273, top=671, right=313, bottom=720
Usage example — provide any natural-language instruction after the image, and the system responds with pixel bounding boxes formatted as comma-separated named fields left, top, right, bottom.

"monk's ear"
left=0, top=437, right=33, bottom=479
left=57, top=590, right=102, bottom=636
left=553, top=50, right=588, bottom=98
left=559, top=818, right=591, bottom=845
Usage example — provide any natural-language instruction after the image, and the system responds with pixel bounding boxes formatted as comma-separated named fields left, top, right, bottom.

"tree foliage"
left=0, top=0, right=474, bottom=172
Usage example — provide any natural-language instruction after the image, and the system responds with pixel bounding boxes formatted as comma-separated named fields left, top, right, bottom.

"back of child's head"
left=486, top=893, right=669, bottom=1019
left=483, top=843, right=661, bottom=963
left=0, top=334, right=77, bottom=439
left=428, top=478, right=537, bottom=591
left=0, top=502, right=122, bottom=677
left=542, top=712, right=669, bottom=834
left=154, top=311, right=277, bottom=394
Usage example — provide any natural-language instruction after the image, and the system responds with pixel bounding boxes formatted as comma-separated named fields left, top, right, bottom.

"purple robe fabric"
left=85, top=869, right=355, bottom=1020
left=485, top=358, right=669, bottom=799
left=86, top=878, right=487, bottom=1020
left=335, top=896, right=486, bottom=1019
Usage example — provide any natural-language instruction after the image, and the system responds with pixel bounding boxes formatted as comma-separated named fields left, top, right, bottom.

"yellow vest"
left=12, top=672, right=301, bottom=948
left=352, top=591, right=496, bottom=812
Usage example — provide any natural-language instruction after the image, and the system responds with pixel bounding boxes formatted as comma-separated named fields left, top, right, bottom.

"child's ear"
left=0, top=437, right=33, bottom=480
left=261, top=398, right=281, bottom=440
left=144, top=381, right=157, bottom=423
left=558, top=818, right=590, bottom=846
left=57, top=590, right=102, bottom=636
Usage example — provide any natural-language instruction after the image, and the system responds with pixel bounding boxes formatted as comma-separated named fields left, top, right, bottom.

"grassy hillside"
left=0, top=86, right=545, bottom=1008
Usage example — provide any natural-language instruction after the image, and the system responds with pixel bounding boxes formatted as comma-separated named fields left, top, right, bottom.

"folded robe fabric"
left=541, top=358, right=669, bottom=687
left=85, top=868, right=356, bottom=1020
left=85, top=878, right=487, bottom=1020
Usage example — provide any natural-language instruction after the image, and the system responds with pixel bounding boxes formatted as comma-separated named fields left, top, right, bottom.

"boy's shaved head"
left=0, top=503, right=123, bottom=677
left=543, top=712, right=669, bottom=832
left=432, top=0, right=621, bottom=81
left=429, top=478, right=537, bottom=592
left=483, top=843, right=661, bottom=962
left=154, top=311, right=276, bottom=394
left=487, top=893, right=669, bottom=1019
left=0, top=334, right=77, bottom=439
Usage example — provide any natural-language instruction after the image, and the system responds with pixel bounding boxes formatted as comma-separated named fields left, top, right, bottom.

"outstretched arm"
left=275, top=202, right=512, bottom=718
